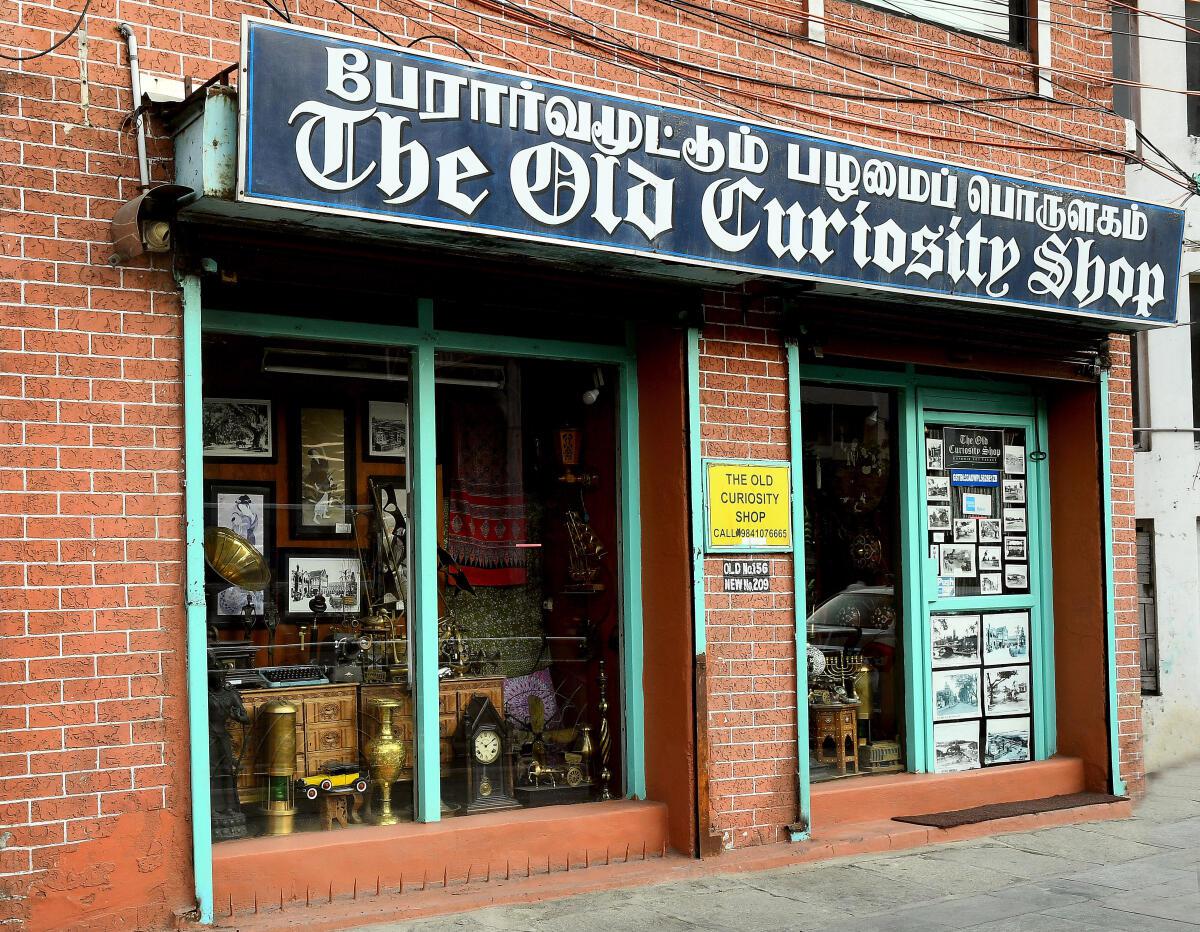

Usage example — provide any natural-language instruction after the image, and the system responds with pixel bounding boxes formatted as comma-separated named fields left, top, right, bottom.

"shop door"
left=917, top=405, right=1051, bottom=775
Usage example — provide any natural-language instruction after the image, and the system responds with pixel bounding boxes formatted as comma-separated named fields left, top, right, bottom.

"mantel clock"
left=454, top=694, right=520, bottom=813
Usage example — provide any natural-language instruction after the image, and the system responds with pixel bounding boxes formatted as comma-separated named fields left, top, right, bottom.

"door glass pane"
left=924, top=425, right=1030, bottom=598
left=801, top=387, right=904, bottom=782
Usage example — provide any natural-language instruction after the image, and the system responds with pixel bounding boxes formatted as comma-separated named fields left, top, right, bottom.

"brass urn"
left=364, top=697, right=406, bottom=825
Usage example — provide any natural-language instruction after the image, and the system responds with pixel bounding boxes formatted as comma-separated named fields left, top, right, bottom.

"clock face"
left=473, top=729, right=501, bottom=764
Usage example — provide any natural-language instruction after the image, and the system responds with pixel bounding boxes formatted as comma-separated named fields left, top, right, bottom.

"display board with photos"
left=925, top=425, right=1029, bottom=598
left=931, top=609, right=1032, bottom=772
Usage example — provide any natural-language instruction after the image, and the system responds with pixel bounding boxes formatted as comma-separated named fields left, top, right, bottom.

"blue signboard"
left=951, top=469, right=1000, bottom=487
left=239, top=18, right=1184, bottom=327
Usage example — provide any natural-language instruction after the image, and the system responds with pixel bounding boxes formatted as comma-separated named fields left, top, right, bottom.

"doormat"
left=893, top=792, right=1126, bottom=829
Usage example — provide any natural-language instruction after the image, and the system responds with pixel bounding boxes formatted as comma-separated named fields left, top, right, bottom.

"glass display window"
left=199, top=333, right=625, bottom=842
left=800, top=387, right=904, bottom=782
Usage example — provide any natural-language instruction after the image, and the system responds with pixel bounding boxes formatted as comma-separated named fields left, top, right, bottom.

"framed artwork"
left=204, top=481, right=275, bottom=617
left=934, top=721, right=981, bottom=773
left=202, top=398, right=274, bottom=460
left=928, top=505, right=951, bottom=530
left=983, top=612, right=1029, bottom=665
left=980, top=573, right=1002, bottom=594
left=926, top=476, right=950, bottom=501
left=930, top=613, right=980, bottom=668
left=939, top=544, right=976, bottom=578
left=984, top=665, right=1031, bottom=716
left=281, top=550, right=363, bottom=618
left=932, top=668, right=981, bottom=721
left=926, top=438, right=945, bottom=471
left=953, top=519, right=977, bottom=543
left=291, top=406, right=355, bottom=539
left=364, top=400, right=409, bottom=460
left=979, top=519, right=1001, bottom=543
left=984, top=717, right=1031, bottom=765
left=1004, top=536, right=1027, bottom=560
left=979, top=547, right=1002, bottom=571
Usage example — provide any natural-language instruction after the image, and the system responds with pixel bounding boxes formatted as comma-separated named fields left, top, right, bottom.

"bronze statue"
left=208, top=661, right=249, bottom=841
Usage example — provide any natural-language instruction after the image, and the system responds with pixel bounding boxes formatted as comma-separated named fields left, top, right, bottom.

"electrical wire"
left=0, top=0, right=92, bottom=61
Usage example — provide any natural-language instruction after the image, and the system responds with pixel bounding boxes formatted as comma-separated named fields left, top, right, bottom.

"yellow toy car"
left=295, top=762, right=368, bottom=800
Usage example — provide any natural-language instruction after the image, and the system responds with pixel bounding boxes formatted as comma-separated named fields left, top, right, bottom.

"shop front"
left=164, top=16, right=1183, bottom=921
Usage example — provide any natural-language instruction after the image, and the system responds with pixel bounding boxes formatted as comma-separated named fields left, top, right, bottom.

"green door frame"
left=182, top=281, right=646, bottom=923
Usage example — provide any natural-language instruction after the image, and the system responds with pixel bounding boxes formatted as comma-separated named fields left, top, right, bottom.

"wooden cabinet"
left=232, top=684, right=359, bottom=804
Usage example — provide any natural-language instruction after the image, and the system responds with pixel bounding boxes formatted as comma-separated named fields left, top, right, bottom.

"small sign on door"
left=722, top=559, right=771, bottom=593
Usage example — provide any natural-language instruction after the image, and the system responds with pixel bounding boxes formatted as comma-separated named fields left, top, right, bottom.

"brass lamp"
left=258, top=701, right=297, bottom=835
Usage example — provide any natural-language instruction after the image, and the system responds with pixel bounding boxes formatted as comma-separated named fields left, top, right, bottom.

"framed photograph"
left=926, top=476, right=950, bottom=501
left=953, top=519, right=977, bottom=543
left=980, top=573, right=1002, bottom=594
left=983, top=612, right=1029, bottom=665
left=934, top=721, right=981, bottom=773
left=204, top=481, right=275, bottom=617
left=939, top=544, right=976, bottom=578
left=926, top=438, right=945, bottom=472
left=365, top=400, right=408, bottom=460
left=979, top=519, right=1001, bottom=543
left=1004, top=563, right=1029, bottom=590
left=979, top=547, right=1001, bottom=571
left=984, top=665, right=1030, bottom=716
left=1002, top=479, right=1025, bottom=504
left=933, top=668, right=982, bottom=721
left=202, top=398, right=274, bottom=460
left=984, top=717, right=1031, bottom=766
left=367, top=474, right=409, bottom=605
left=1004, top=536, right=1027, bottom=560
left=928, top=505, right=951, bottom=530
left=292, top=407, right=355, bottom=539
left=1003, top=445, right=1025, bottom=475
left=930, top=613, right=980, bottom=668
left=1003, top=507, right=1026, bottom=533
left=281, top=550, right=363, bottom=618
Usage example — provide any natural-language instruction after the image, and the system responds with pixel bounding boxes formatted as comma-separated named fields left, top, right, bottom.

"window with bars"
left=1137, top=521, right=1161, bottom=696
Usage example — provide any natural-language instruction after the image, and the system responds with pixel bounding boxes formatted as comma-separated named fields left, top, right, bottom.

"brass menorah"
left=816, top=652, right=865, bottom=700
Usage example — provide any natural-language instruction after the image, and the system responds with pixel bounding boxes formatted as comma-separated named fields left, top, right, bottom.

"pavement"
left=365, top=758, right=1200, bottom=932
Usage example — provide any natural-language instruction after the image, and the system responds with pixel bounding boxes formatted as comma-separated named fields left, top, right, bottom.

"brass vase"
left=365, top=697, right=406, bottom=825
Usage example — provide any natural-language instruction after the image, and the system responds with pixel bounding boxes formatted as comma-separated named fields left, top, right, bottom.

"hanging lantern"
left=258, top=701, right=297, bottom=836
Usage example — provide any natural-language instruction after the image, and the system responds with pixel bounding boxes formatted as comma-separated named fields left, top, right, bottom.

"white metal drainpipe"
left=117, top=23, right=150, bottom=193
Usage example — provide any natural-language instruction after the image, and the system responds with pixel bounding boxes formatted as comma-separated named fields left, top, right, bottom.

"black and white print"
left=939, top=544, right=976, bottom=578
left=202, top=398, right=273, bottom=458
left=979, top=547, right=1001, bottom=571
left=1003, top=507, right=1026, bottom=533
left=931, top=613, right=980, bottom=668
left=1004, top=536, right=1027, bottom=560
left=933, top=668, right=982, bottom=721
left=984, top=665, right=1030, bottom=716
left=928, top=505, right=951, bottom=530
left=1002, top=479, right=1025, bottom=504
left=953, top=519, right=978, bottom=543
left=979, top=519, right=1001, bottom=543
left=367, top=401, right=408, bottom=459
left=926, top=438, right=945, bottom=472
left=1003, top=445, right=1025, bottom=475
left=980, top=573, right=1002, bottom=594
left=984, top=612, right=1029, bottom=665
left=1004, top=563, right=1029, bottom=590
left=927, top=476, right=950, bottom=501
left=206, top=482, right=274, bottom=617
left=934, top=721, right=981, bottom=773
left=283, top=552, right=362, bottom=617
left=985, top=718, right=1031, bottom=765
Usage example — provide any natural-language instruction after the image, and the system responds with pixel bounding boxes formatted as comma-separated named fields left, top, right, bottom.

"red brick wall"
left=0, top=0, right=1137, bottom=920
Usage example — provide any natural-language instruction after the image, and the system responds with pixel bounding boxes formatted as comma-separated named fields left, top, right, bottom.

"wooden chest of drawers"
left=232, top=684, right=359, bottom=804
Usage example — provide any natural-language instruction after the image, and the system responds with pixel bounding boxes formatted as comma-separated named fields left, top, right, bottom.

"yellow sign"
left=704, top=460, right=792, bottom=552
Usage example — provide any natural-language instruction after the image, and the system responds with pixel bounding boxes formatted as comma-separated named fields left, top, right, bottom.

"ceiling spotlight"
left=582, top=367, right=604, bottom=405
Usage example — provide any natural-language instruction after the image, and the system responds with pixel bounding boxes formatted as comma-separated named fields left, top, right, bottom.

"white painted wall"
left=1127, top=0, right=1200, bottom=772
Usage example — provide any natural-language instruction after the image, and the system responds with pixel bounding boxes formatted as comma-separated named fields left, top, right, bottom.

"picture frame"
left=1003, top=507, right=1026, bottom=533
left=980, top=573, right=1002, bottom=594
left=926, top=476, right=950, bottom=501
left=984, top=665, right=1031, bottom=716
left=1004, top=563, right=1029, bottom=590
left=928, top=505, right=951, bottom=530
left=983, top=612, right=1030, bottom=666
left=926, top=438, right=945, bottom=472
left=1002, top=479, right=1025, bottom=504
left=953, top=519, right=977, bottom=543
left=930, top=613, right=980, bottom=668
left=934, top=720, right=981, bottom=773
left=1003, top=445, right=1026, bottom=475
left=979, top=547, right=1002, bottom=571
left=202, top=398, right=275, bottom=461
left=280, top=549, right=363, bottom=619
left=984, top=717, right=1031, bottom=766
left=364, top=400, right=409, bottom=461
left=1004, top=536, right=1027, bottom=560
left=979, top=519, right=1002, bottom=543
left=932, top=668, right=982, bottom=721
left=204, top=480, right=276, bottom=618
left=291, top=406, right=355, bottom=540
left=939, top=543, right=976, bottom=578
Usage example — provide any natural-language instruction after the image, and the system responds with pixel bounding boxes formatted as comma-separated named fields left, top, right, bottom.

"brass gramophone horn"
left=204, top=526, right=271, bottom=592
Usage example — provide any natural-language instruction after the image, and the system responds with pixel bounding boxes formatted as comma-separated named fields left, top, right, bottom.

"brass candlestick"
left=364, top=697, right=406, bottom=825
left=597, top=660, right=612, bottom=801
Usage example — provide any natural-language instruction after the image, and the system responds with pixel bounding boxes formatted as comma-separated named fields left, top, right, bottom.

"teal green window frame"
left=183, top=286, right=645, bottom=923
left=784, top=361, right=1056, bottom=835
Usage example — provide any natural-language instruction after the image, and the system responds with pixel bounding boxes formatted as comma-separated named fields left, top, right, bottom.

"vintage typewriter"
left=224, top=665, right=330, bottom=689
